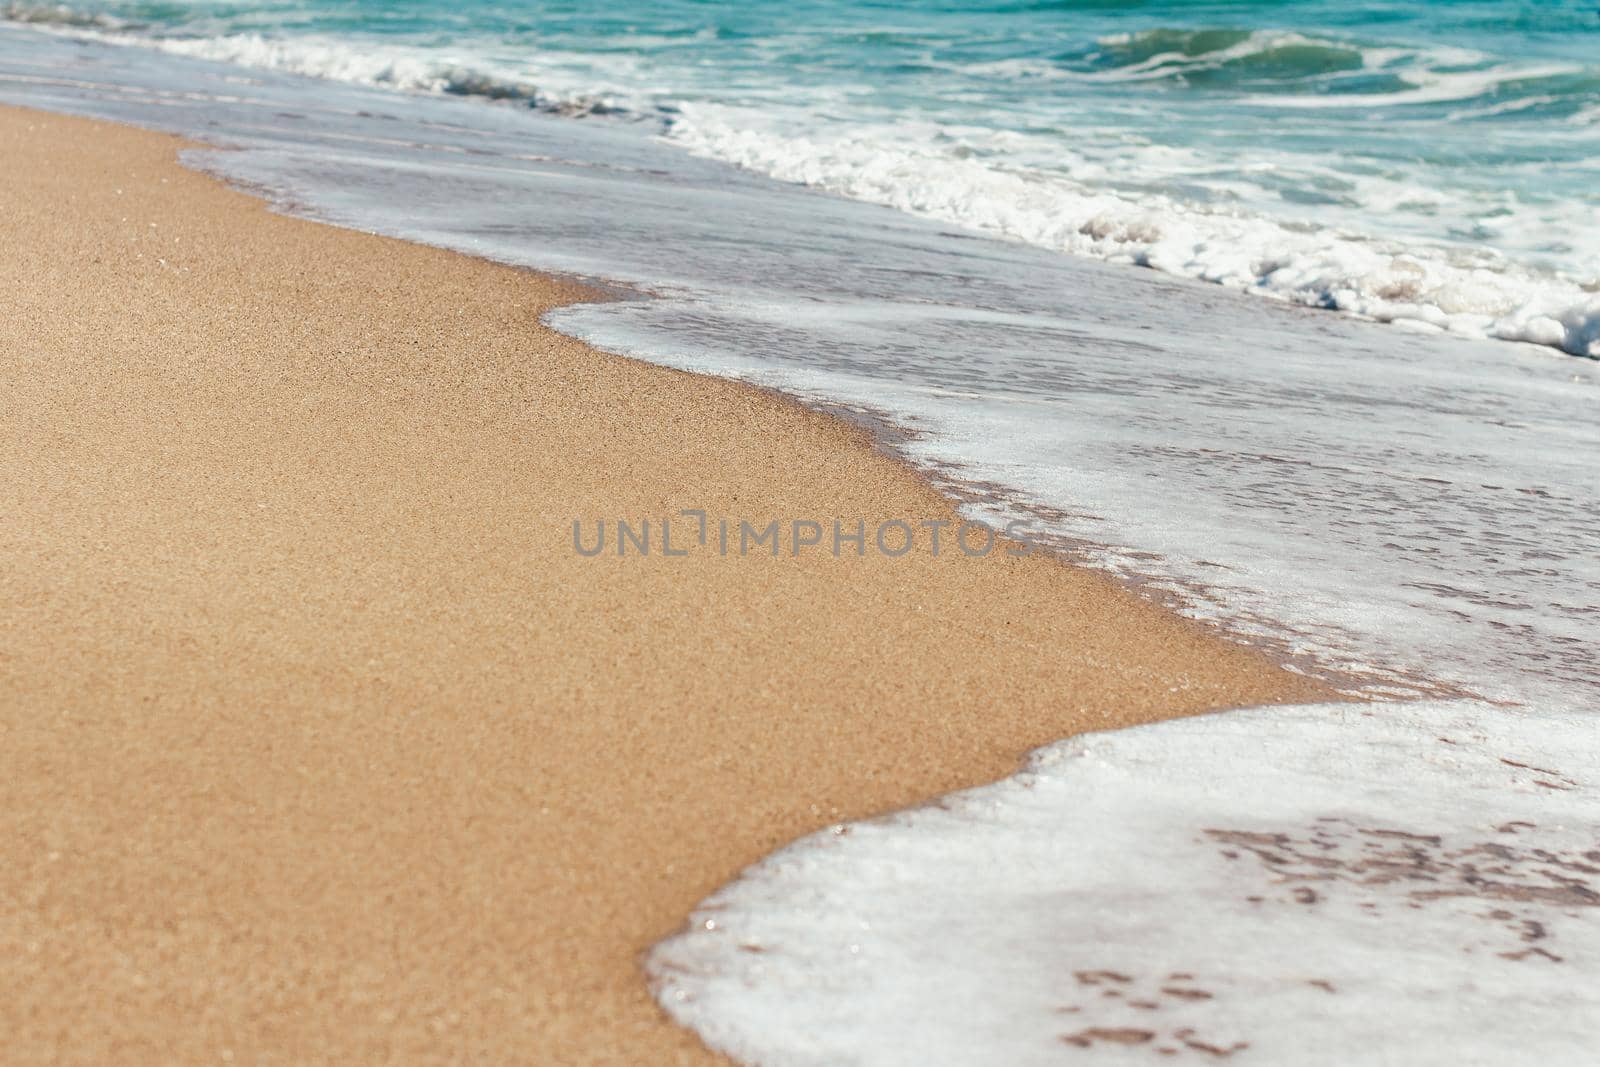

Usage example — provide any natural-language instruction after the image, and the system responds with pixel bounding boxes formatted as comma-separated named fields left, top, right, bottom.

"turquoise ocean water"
left=7, top=0, right=1600, bottom=354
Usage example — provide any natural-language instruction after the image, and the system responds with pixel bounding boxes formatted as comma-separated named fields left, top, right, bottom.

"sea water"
left=1, top=3, right=1596, bottom=1062
left=6, top=0, right=1600, bottom=356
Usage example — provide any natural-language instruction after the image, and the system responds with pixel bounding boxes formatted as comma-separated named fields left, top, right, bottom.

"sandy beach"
left=0, top=105, right=1332, bottom=1064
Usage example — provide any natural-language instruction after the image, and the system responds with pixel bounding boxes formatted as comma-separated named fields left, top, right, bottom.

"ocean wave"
left=149, top=33, right=636, bottom=117
left=666, top=104, right=1600, bottom=358
left=1086, top=25, right=1588, bottom=111
left=2, top=18, right=639, bottom=118
left=0, top=1, right=130, bottom=30
left=1088, top=27, right=1371, bottom=84
left=7, top=7, right=1597, bottom=359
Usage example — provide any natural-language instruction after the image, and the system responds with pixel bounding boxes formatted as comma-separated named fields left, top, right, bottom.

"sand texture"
left=0, top=106, right=1332, bottom=1065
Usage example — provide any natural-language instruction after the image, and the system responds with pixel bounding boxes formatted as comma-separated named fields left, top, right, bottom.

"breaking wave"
left=667, top=105, right=1600, bottom=357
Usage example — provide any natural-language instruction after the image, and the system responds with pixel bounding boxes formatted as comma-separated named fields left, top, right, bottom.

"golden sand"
left=0, top=105, right=1332, bottom=1064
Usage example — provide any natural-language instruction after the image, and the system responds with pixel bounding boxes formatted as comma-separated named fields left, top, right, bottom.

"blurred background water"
left=7, top=0, right=1600, bottom=354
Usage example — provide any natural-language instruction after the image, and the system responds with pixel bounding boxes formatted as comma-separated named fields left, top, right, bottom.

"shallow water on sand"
left=652, top=699, right=1600, bottom=1065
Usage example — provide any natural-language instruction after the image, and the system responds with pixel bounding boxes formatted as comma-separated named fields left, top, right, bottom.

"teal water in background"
left=8, top=0, right=1600, bottom=354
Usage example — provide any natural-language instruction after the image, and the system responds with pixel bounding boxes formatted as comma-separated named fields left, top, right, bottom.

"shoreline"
left=1, top=103, right=1335, bottom=1065
left=4, top=17, right=1597, bottom=362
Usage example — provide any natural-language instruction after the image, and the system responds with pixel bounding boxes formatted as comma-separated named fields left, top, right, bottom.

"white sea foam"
left=1240, top=62, right=1583, bottom=110
left=651, top=700, right=1600, bottom=1066
left=0, top=0, right=127, bottom=30
left=665, top=103, right=1600, bottom=357
left=28, top=25, right=641, bottom=115
left=151, top=33, right=467, bottom=95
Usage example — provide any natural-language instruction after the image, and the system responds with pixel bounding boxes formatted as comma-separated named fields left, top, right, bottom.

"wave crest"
left=667, top=105, right=1600, bottom=358
left=1093, top=27, right=1368, bottom=83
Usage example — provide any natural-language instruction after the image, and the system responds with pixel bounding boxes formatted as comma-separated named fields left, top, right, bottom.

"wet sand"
left=0, top=105, right=1333, bottom=1065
